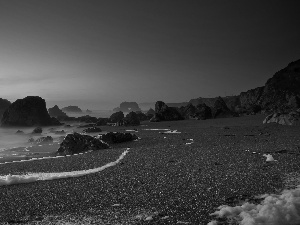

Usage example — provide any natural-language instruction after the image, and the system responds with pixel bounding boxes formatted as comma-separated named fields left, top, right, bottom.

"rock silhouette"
left=1, top=96, right=59, bottom=126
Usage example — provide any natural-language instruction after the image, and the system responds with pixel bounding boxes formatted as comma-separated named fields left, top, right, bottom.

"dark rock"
left=82, top=127, right=102, bottom=133
left=53, top=130, right=65, bottom=134
left=109, top=111, right=124, bottom=123
left=15, top=130, right=24, bottom=134
left=135, top=111, right=148, bottom=121
left=240, top=87, right=264, bottom=110
left=180, top=103, right=197, bottom=119
left=50, top=117, right=62, bottom=126
left=86, top=109, right=92, bottom=113
left=263, top=110, right=300, bottom=125
left=48, top=105, right=67, bottom=118
left=32, top=127, right=42, bottom=134
left=212, top=97, right=238, bottom=118
left=61, top=106, right=82, bottom=113
left=57, top=132, right=109, bottom=155
left=35, top=136, right=53, bottom=144
left=154, top=101, right=184, bottom=121
left=99, top=132, right=138, bottom=144
left=195, top=103, right=212, bottom=120
left=1, top=96, right=57, bottom=126
left=0, top=98, right=11, bottom=119
left=113, top=102, right=141, bottom=112
left=28, top=138, right=35, bottom=143
left=146, top=108, right=155, bottom=116
left=123, top=111, right=140, bottom=125
left=96, top=118, right=109, bottom=126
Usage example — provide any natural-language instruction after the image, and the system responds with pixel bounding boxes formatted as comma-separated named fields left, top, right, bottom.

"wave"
left=0, top=148, right=129, bottom=186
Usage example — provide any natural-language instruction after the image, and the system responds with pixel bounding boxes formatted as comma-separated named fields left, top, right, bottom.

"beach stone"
left=57, top=132, right=109, bottom=155
left=99, top=132, right=138, bottom=144
left=1, top=96, right=60, bottom=126
left=82, top=127, right=102, bottom=133
left=35, top=136, right=53, bottom=144
left=32, top=127, right=43, bottom=134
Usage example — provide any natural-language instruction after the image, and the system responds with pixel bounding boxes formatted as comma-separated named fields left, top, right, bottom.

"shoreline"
left=0, top=115, right=300, bottom=224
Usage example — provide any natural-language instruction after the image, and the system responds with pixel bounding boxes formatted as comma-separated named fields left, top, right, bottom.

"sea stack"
left=1, top=96, right=58, bottom=126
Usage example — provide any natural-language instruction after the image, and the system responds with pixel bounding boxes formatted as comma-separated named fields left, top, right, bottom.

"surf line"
left=0, top=148, right=130, bottom=186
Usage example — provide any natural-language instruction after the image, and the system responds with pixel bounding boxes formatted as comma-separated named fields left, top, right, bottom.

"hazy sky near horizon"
left=1, top=0, right=300, bottom=109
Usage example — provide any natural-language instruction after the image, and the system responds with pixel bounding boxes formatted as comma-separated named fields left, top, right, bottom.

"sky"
left=0, top=0, right=300, bottom=110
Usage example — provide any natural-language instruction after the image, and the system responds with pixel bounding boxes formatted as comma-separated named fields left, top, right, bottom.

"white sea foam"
left=163, top=130, right=181, bottom=134
left=208, top=185, right=300, bottom=225
left=0, top=148, right=129, bottom=186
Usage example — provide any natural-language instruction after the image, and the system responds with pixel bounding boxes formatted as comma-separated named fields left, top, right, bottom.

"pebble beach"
left=1, top=114, right=300, bottom=224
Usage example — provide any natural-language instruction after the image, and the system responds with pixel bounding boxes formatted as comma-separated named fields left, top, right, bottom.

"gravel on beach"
left=1, top=114, right=300, bottom=224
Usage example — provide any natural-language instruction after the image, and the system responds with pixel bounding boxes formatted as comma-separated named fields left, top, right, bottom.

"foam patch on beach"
left=0, top=148, right=129, bottom=186
left=208, top=185, right=300, bottom=225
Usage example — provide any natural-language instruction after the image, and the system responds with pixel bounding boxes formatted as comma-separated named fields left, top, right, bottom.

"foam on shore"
left=0, top=148, right=129, bottom=186
left=208, top=185, right=300, bottom=225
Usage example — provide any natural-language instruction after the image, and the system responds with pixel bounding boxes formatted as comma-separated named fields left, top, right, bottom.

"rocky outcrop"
left=240, top=60, right=300, bottom=111
left=212, top=97, right=238, bottom=118
left=180, top=103, right=197, bottom=119
left=99, top=132, right=138, bottom=144
left=57, top=132, right=109, bottom=155
left=61, top=106, right=82, bottom=113
left=195, top=103, right=212, bottom=120
left=0, top=98, right=11, bottom=119
left=154, top=101, right=184, bottom=121
left=113, top=102, right=141, bottom=112
left=109, top=111, right=124, bottom=123
left=263, top=110, right=300, bottom=125
left=1, top=96, right=58, bottom=126
left=123, top=112, right=140, bottom=125
left=48, top=105, right=67, bottom=118
left=136, top=111, right=148, bottom=121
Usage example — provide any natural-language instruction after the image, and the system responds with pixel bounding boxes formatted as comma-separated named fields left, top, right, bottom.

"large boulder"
left=212, top=97, right=238, bottom=118
left=109, top=111, right=124, bottom=123
left=263, top=110, right=300, bottom=125
left=99, top=132, right=138, bottom=144
left=57, top=132, right=109, bottom=155
left=180, top=103, right=197, bottom=119
left=123, top=111, right=140, bottom=125
left=1, top=96, right=57, bottom=126
left=48, top=105, right=67, bottom=118
left=154, top=101, right=184, bottom=121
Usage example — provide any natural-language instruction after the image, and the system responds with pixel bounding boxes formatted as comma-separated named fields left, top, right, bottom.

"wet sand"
left=0, top=114, right=300, bottom=224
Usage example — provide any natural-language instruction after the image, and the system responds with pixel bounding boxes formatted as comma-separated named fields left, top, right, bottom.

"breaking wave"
left=0, top=148, right=129, bottom=186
